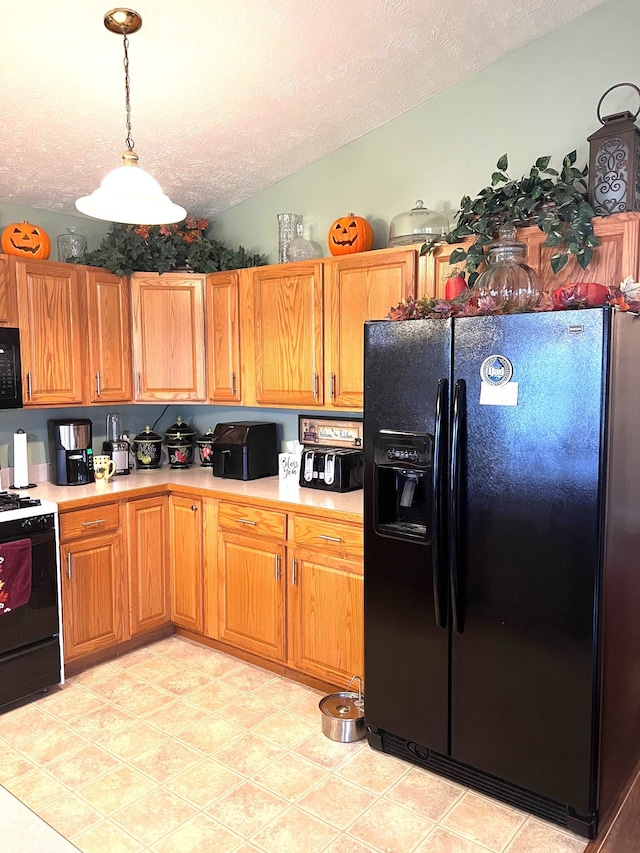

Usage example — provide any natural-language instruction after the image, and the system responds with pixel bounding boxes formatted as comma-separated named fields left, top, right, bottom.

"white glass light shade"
left=75, top=152, right=186, bottom=225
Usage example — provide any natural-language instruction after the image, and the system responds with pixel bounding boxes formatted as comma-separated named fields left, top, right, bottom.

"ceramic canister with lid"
left=165, top=416, right=196, bottom=452
left=166, top=432, right=193, bottom=468
left=132, top=426, right=163, bottom=470
left=196, top=428, right=216, bottom=466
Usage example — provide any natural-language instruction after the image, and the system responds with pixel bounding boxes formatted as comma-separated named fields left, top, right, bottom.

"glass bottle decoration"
left=286, top=222, right=316, bottom=262
left=57, top=226, right=87, bottom=262
left=277, top=213, right=302, bottom=264
left=474, top=224, right=542, bottom=310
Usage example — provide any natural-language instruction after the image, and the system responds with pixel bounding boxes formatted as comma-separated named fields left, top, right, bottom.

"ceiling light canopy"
left=75, top=8, right=186, bottom=226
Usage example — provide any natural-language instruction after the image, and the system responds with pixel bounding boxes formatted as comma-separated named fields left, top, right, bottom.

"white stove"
left=0, top=491, right=58, bottom=527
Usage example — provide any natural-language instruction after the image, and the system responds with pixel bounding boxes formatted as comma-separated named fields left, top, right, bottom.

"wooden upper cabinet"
left=206, top=271, right=241, bottom=402
left=131, top=272, right=206, bottom=401
left=0, top=255, right=18, bottom=326
left=325, top=249, right=417, bottom=409
left=84, top=267, right=133, bottom=403
left=252, top=262, right=323, bottom=407
left=15, top=259, right=85, bottom=405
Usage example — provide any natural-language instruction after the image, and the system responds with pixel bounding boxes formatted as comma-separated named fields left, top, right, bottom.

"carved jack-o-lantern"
left=1, top=221, right=51, bottom=259
left=328, top=213, right=374, bottom=256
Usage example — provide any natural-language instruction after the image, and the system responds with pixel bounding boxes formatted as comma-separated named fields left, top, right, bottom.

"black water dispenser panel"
left=374, top=430, right=432, bottom=541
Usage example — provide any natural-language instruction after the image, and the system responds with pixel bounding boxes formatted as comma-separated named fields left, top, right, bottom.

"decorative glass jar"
left=57, top=227, right=87, bottom=262
left=474, top=224, right=542, bottom=309
left=286, top=223, right=316, bottom=262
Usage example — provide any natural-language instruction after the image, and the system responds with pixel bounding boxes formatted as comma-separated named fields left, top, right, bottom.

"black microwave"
left=0, top=328, right=23, bottom=409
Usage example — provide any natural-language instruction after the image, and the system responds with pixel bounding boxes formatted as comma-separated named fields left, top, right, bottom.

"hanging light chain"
left=122, top=29, right=134, bottom=151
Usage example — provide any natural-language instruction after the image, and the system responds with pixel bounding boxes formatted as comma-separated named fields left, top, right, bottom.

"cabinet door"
left=85, top=268, right=133, bottom=403
left=206, top=271, right=241, bottom=402
left=288, top=548, right=363, bottom=686
left=126, top=495, right=170, bottom=637
left=0, top=255, right=18, bottom=326
left=131, top=273, right=206, bottom=401
left=252, top=262, right=323, bottom=406
left=15, top=259, right=85, bottom=405
left=325, top=250, right=416, bottom=409
left=218, top=531, right=285, bottom=662
left=169, top=494, right=203, bottom=632
left=60, top=534, right=123, bottom=662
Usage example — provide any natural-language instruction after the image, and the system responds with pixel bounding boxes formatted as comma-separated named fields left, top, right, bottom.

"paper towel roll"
left=13, top=430, right=29, bottom=489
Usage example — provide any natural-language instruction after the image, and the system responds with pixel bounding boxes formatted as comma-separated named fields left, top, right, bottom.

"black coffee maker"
left=49, top=418, right=94, bottom=485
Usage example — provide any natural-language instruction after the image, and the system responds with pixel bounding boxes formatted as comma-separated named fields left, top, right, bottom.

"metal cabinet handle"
left=275, top=553, right=280, bottom=581
left=231, top=372, right=236, bottom=396
left=313, top=372, right=319, bottom=400
left=67, top=553, right=72, bottom=580
left=95, top=371, right=101, bottom=397
left=136, top=372, right=141, bottom=397
left=26, top=371, right=32, bottom=400
left=291, top=557, right=297, bottom=585
left=331, top=372, right=336, bottom=400
left=237, top=518, right=256, bottom=525
left=81, top=518, right=107, bottom=527
left=191, top=505, right=198, bottom=512
left=317, top=534, right=342, bottom=543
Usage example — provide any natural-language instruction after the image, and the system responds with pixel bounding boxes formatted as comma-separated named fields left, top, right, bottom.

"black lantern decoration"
left=588, top=82, right=640, bottom=216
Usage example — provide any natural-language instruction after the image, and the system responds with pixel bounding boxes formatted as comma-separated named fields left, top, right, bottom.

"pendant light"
left=75, top=8, right=186, bottom=225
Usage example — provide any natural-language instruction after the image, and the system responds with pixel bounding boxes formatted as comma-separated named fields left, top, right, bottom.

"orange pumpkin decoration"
left=1, top=221, right=51, bottom=259
left=328, top=213, right=374, bottom=256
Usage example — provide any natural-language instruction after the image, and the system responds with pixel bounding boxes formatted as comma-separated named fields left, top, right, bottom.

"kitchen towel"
left=12, top=430, right=29, bottom=489
left=0, top=539, right=32, bottom=614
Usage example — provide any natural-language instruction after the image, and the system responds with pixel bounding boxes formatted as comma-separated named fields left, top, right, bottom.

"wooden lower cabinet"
left=169, top=494, right=204, bottom=632
left=59, top=503, right=124, bottom=663
left=288, top=548, right=363, bottom=686
left=126, top=495, right=170, bottom=637
left=218, top=531, right=286, bottom=662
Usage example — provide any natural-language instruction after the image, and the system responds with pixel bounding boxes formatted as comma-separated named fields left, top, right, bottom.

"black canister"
left=165, top=416, right=196, bottom=453
left=166, top=432, right=193, bottom=469
left=196, top=428, right=216, bottom=467
left=132, top=425, right=163, bottom=470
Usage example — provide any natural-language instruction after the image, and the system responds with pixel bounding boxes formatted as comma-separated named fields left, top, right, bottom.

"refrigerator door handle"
left=450, top=378, right=466, bottom=633
left=432, top=377, right=448, bottom=629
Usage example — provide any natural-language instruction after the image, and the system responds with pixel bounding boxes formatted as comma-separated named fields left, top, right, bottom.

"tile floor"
left=0, top=636, right=590, bottom=853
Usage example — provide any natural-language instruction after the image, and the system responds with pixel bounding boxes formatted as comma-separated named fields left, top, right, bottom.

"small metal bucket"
left=319, top=675, right=365, bottom=742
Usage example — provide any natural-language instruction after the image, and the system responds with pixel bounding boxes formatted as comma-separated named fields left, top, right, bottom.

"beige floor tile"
left=164, top=757, right=243, bottom=808
left=0, top=745, right=36, bottom=783
left=251, top=709, right=318, bottom=749
left=76, top=764, right=157, bottom=814
left=182, top=680, right=246, bottom=712
left=505, top=817, right=588, bottom=853
left=298, top=775, right=376, bottom=829
left=176, top=713, right=244, bottom=754
left=152, top=636, right=213, bottom=663
left=216, top=694, right=280, bottom=729
left=79, top=671, right=143, bottom=703
left=231, top=844, right=266, bottom=853
left=45, top=743, right=121, bottom=789
left=214, top=732, right=283, bottom=776
left=207, top=779, right=288, bottom=837
left=96, top=719, right=168, bottom=760
left=123, top=654, right=184, bottom=683
left=288, top=691, right=325, bottom=724
left=151, top=812, right=241, bottom=853
left=324, top=837, right=377, bottom=853
left=111, top=683, right=173, bottom=717
left=336, top=745, right=410, bottom=794
left=68, top=661, right=121, bottom=687
left=36, top=685, right=106, bottom=723
left=71, top=818, right=145, bottom=853
left=251, top=752, right=327, bottom=800
left=251, top=804, right=340, bottom=853
left=155, top=668, right=212, bottom=696
left=414, top=825, right=495, bottom=852
left=129, top=737, right=202, bottom=784
left=111, top=786, right=196, bottom=847
left=142, top=698, right=211, bottom=735
left=3, top=767, right=68, bottom=810
left=14, top=725, right=89, bottom=768
left=68, top=704, right=134, bottom=741
left=219, top=662, right=279, bottom=692
left=180, top=648, right=245, bottom=678
left=0, top=704, right=59, bottom=747
left=348, top=798, right=434, bottom=853
left=38, top=791, right=102, bottom=838
left=293, top=729, right=364, bottom=771
left=253, top=678, right=316, bottom=707
left=385, top=766, right=465, bottom=822
left=441, top=791, right=527, bottom=851
left=112, top=645, right=162, bottom=669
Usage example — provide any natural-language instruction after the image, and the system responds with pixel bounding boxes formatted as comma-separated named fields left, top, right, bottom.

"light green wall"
left=0, top=202, right=111, bottom=261
left=212, top=0, right=640, bottom=263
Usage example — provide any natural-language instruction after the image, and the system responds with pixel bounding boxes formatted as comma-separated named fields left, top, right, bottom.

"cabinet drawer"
left=60, top=503, right=120, bottom=541
left=291, top=515, right=363, bottom=555
left=218, top=502, right=286, bottom=539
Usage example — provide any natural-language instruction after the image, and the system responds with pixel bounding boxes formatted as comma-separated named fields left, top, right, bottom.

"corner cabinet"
left=250, top=262, right=324, bottom=407
left=85, top=267, right=133, bottom=403
left=126, top=495, right=170, bottom=637
left=169, top=494, right=204, bottom=632
left=206, top=271, right=242, bottom=403
left=131, top=272, right=206, bottom=401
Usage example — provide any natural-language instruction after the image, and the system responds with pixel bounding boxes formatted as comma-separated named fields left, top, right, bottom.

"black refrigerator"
left=363, top=307, right=640, bottom=838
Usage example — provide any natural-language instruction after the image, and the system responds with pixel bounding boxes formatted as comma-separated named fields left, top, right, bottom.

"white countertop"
left=21, top=467, right=364, bottom=520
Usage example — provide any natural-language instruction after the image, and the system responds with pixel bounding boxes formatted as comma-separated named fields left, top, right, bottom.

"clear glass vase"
left=57, top=226, right=87, bottom=262
left=277, top=214, right=302, bottom=264
left=286, top=223, right=316, bottom=262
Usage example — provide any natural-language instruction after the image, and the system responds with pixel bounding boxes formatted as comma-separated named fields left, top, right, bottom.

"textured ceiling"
left=0, top=0, right=607, bottom=220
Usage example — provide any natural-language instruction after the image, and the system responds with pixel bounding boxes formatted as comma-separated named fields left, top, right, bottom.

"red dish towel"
left=0, top=539, right=32, bottom=614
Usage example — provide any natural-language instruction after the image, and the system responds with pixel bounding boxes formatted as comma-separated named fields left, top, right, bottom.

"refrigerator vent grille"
left=381, top=732, right=571, bottom=829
